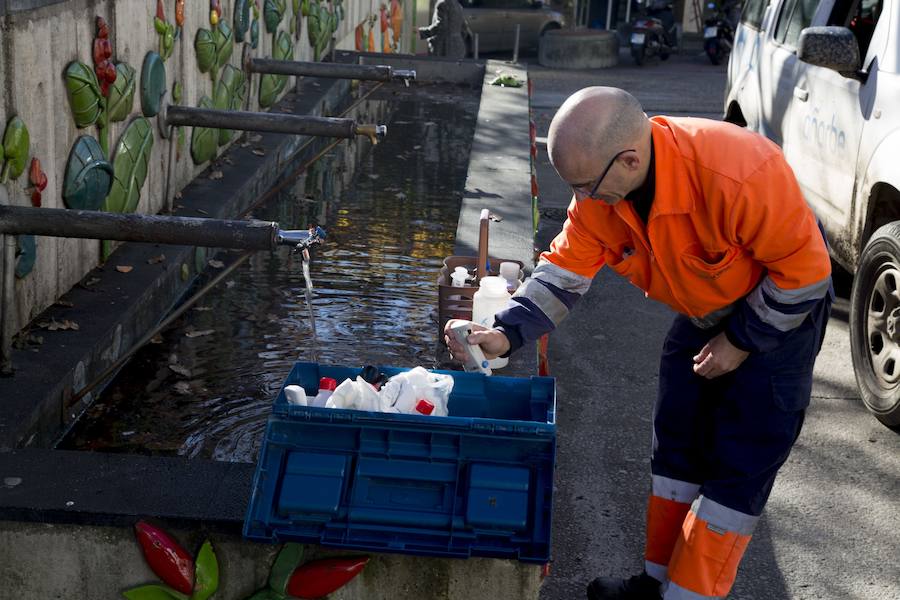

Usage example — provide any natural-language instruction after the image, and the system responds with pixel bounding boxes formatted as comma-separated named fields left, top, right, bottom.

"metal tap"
left=355, top=124, right=388, bottom=145
left=392, top=69, right=417, bottom=87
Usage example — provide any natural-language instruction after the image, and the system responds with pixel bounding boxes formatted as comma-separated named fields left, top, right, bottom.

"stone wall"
left=0, top=0, right=413, bottom=338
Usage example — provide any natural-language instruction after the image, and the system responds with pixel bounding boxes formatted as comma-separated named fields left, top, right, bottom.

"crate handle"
left=476, top=208, right=490, bottom=283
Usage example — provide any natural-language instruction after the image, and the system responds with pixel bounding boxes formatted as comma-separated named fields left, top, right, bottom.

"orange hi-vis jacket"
left=495, top=116, right=832, bottom=354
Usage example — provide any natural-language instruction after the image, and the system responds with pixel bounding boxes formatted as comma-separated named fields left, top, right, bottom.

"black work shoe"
left=586, top=572, right=662, bottom=600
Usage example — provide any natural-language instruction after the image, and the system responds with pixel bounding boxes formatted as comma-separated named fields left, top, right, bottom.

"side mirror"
left=798, top=26, right=861, bottom=75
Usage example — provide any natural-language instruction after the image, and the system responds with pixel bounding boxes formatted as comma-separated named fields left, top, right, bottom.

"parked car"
left=724, top=0, right=900, bottom=425
left=460, top=0, right=565, bottom=54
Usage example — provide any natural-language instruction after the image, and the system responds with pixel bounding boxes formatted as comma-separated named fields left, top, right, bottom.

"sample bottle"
left=499, top=262, right=521, bottom=293
left=310, top=377, right=338, bottom=407
left=451, top=266, right=469, bottom=287
left=471, top=276, right=511, bottom=369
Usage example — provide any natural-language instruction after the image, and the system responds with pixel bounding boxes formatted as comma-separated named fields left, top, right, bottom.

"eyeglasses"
left=571, top=148, right=635, bottom=199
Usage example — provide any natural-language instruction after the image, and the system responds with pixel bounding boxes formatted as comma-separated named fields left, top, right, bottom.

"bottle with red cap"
left=310, top=377, right=338, bottom=408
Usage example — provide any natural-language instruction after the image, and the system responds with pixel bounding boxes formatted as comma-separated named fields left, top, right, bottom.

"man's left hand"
left=693, top=332, right=750, bottom=379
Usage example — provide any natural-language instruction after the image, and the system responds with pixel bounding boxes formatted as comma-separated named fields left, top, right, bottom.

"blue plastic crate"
left=243, top=362, right=556, bottom=563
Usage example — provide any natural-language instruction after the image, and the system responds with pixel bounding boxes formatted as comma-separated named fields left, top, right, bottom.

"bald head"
left=548, top=87, right=650, bottom=183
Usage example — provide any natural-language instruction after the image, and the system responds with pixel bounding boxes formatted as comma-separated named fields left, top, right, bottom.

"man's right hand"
left=443, top=319, right=511, bottom=362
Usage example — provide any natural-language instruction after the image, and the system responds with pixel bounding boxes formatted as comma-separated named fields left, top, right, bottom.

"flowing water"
left=59, top=82, right=480, bottom=463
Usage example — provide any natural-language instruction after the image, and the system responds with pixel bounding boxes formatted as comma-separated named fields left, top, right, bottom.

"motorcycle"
left=629, top=0, right=678, bottom=66
left=703, top=1, right=736, bottom=65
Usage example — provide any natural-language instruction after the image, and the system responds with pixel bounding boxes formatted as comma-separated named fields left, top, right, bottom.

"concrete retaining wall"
left=0, top=0, right=414, bottom=339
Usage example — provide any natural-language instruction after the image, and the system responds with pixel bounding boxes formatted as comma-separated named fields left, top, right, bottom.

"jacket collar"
left=646, top=117, right=697, bottom=218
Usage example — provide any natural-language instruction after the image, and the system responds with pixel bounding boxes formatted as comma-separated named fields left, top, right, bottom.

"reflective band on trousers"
left=512, top=278, right=569, bottom=326
left=667, top=496, right=757, bottom=598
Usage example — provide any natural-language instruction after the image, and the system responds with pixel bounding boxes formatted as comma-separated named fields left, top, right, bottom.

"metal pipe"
left=625, top=0, right=632, bottom=25
left=606, top=0, right=614, bottom=30
left=474, top=33, right=480, bottom=59
left=513, top=24, right=521, bottom=63
left=246, top=57, right=415, bottom=83
left=163, top=105, right=386, bottom=142
left=0, top=206, right=318, bottom=252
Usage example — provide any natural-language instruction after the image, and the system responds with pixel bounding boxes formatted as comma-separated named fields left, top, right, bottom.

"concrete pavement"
left=528, top=49, right=900, bottom=600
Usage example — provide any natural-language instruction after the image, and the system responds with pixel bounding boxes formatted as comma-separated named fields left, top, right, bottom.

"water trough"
left=0, top=54, right=539, bottom=599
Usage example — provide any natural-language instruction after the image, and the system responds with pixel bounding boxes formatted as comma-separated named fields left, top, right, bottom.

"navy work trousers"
left=651, top=297, right=832, bottom=517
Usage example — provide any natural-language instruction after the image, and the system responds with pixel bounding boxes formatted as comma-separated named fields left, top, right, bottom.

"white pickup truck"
left=724, top=0, right=900, bottom=425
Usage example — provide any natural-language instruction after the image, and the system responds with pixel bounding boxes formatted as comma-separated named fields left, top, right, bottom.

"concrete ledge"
left=539, top=29, right=620, bottom=69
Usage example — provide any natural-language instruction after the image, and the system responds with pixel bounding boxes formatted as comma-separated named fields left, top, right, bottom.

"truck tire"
left=850, top=221, right=900, bottom=426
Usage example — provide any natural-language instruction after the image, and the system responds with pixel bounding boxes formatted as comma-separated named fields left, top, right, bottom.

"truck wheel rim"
left=867, top=261, right=900, bottom=388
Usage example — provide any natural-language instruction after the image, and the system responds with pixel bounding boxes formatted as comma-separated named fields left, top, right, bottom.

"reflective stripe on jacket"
left=495, top=116, right=832, bottom=353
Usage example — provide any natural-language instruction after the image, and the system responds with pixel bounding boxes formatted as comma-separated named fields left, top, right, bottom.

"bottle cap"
left=415, top=399, right=435, bottom=415
left=499, top=262, right=519, bottom=281
left=479, top=276, right=508, bottom=296
left=454, top=266, right=469, bottom=275
left=319, top=377, right=338, bottom=391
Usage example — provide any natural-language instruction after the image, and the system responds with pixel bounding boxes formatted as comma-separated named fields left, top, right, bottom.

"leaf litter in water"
left=185, top=329, right=215, bottom=338
left=36, top=319, right=80, bottom=331
left=207, top=259, right=225, bottom=268
left=169, top=364, right=192, bottom=378
left=147, top=254, right=166, bottom=265
left=116, top=265, right=133, bottom=273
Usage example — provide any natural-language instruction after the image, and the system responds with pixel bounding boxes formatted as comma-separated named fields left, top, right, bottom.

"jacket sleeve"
left=494, top=199, right=605, bottom=355
left=723, top=154, right=833, bottom=353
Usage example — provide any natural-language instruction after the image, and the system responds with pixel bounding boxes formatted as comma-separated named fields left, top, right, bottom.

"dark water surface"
left=60, top=83, right=480, bottom=462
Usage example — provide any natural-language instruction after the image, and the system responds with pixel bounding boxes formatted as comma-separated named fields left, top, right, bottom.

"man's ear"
left=622, top=151, right=641, bottom=171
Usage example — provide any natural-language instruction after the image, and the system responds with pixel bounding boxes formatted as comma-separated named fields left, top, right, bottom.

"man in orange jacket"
left=445, top=87, right=833, bottom=599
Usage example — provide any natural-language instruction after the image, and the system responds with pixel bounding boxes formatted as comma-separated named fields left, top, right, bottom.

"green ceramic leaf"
left=63, top=135, right=114, bottom=210
left=173, top=81, right=183, bottom=104
left=1, top=116, right=30, bottom=182
left=190, top=540, right=219, bottom=600
left=162, top=23, right=176, bottom=60
left=195, top=29, right=216, bottom=74
left=214, top=21, right=234, bottom=70
left=108, top=63, right=136, bottom=123
left=234, top=0, right=251, bottom=41
left=64, top=61, right=103, bottom=128
left=15, top=235, right=36, bottom=279
left=301, top=0, right=309, bottom=17
left=264, top=0, right=286, bottom=32
left=140, top=52, right=167, bottom=117
left=104, top=117, right=154, bottom=214
left=213, top=65, right=246, bottom=145
left=259, top=32, right=292, bottom=107
left=191, top=96, right=219, bottom=164
left=267, top=544, right=305, bottom=594
left=274, top=31, right=293, bottom=61
left=122, top=584, right=189, bottom=600
left=307, top=1, right=320, bottom=55
left=250, top=19, right=260, bottom=49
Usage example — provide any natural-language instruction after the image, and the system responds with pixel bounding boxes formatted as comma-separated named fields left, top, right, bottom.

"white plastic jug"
left=472, top=276, right=510, bottom=369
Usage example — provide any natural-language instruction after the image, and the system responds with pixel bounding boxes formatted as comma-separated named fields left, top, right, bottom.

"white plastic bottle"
left=472, top=276, right=511, bottom=369
left=451, top=266, right=469, bottom=287
left=499, top=262, right=521, bottom=293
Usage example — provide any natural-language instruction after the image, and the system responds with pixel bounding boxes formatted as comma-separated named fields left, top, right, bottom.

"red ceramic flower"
left=286, top=557, right=369, bottom=599
left=134, top=521, right=196, bottom=595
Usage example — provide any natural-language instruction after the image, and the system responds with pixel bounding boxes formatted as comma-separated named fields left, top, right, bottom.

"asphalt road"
left=526, top=48, right=900, bottom=600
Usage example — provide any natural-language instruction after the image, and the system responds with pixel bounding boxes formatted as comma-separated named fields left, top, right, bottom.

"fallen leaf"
left=252, top=148, right=266, bottom=157
left=193, top=306, right=213, bottom=312
left=207, top=259, right=225, bottom=269
left=54, top=300, right=75, bottom=308
left=172, top=381, right=192, bottom=395
left=222, top=157, right=234, bottom=165
left=169, top=364, right=192, bottom=378
left=150, top=334, right=164, bottom=344
left=147, top=254, right=166, bottom=265
left=209, top=170, right=224, bottom=180
left=83, top=277, right=101, bottom=287
left=36, top=319, right=80, bottom=332
left=185, top=329, right=215, bottom=338
left=116, top=265, right=133, bottom=273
